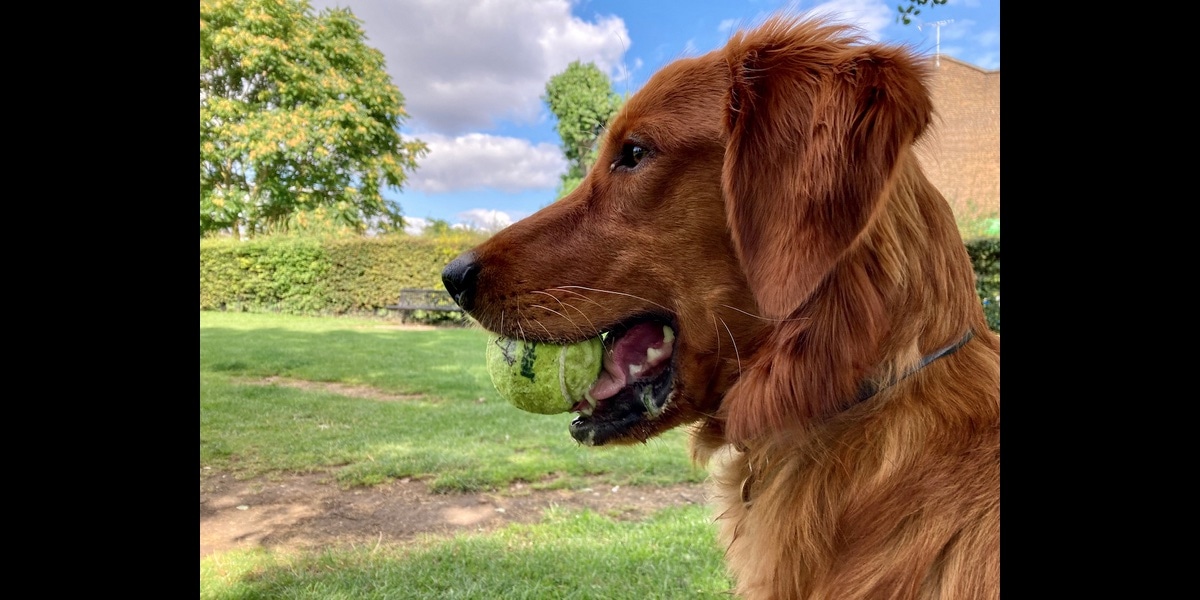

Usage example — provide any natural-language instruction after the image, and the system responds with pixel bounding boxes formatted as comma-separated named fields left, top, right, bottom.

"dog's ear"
left=721, top=20, right=933, bottom=319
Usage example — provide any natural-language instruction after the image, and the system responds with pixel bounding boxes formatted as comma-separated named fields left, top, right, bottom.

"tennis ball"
left=485, top=335, right=603, bottom=414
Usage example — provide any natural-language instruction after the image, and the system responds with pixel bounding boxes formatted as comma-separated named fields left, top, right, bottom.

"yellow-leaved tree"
left=200, top=0, right=427, bottom=238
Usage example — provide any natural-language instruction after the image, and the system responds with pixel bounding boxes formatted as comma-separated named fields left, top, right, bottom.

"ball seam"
left=558, top=344, right=571, bottom=406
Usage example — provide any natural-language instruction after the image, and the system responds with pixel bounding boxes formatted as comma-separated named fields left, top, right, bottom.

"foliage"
left=200, top=0, right=427, bottom=238
left=896, top=0, right=948, bottom=25
left=199, top=234, right=480, bottom=315
left=951, top=196, right=1000, bottom=241
left=542, top=61, right=622, bottom=198
left=421, top=218, right=453, bottom=237
left=965, top=237, right=1000, bottom=333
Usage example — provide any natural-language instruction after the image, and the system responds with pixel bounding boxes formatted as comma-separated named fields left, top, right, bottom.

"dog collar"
left=854, top=330, right=975, bottom=404
left=738, top=329, right=976, bottom=506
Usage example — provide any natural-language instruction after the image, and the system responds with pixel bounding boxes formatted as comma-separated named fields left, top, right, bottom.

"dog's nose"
left=442, top=252, right=479, bottom=311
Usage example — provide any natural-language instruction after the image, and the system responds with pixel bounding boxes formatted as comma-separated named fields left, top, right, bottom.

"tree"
left=896, top=0, right=948, bottom=25
left=200, top=0, right=427, bottom=238
left=542, top=61, right=622, bottom=198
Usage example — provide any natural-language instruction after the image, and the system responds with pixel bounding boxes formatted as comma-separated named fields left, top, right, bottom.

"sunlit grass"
left=200, top=311, right=705, bottom=491
left=199, top=311, right=730, bottom=598
left=200, top=504, right=731, bottom=600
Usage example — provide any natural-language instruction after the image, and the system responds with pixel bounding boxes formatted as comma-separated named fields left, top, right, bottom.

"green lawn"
left=200, top=506, right=729, bottom=600
left=200, top=311, right=731, bottom=598
left=199, top=311, right=705, bottom=491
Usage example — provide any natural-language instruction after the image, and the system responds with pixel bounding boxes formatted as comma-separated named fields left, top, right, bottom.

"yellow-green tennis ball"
left=485, top=335, right=603, bottom=414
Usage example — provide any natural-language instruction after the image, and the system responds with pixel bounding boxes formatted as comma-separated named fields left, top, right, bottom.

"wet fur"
left=457, top=16, right=1000, bottom=599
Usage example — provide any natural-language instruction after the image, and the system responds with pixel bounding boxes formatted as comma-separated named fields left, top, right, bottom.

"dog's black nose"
left=442, top=252, right=479, bottom=311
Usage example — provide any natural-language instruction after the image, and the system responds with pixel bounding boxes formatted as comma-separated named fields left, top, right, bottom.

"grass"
left=200, top=310, right=732, bottom=597
left=200, top=311, right=705, bottom=491
left=200, top=505, right=729, bottom=600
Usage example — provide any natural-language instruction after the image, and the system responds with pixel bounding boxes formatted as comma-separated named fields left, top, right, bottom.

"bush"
left=200, top=234, right=479, bottom=317
left=965, top=237, right=1000, bottom=333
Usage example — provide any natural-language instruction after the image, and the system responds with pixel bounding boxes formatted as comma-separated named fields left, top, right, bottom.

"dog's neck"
left=731, top=328, right=973, bottom=507
left=854, top=330, right=974, bottom=404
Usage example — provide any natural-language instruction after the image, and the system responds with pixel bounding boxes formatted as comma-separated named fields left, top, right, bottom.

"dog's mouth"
left=569, top=318, right=677, bottom=446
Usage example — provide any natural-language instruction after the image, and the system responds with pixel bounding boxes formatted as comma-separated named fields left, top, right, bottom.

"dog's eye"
left=611, top=142, right=649, bottom=172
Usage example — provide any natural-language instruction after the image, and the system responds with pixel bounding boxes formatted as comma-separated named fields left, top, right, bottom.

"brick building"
left=914, top=55, right=1000, bottom=232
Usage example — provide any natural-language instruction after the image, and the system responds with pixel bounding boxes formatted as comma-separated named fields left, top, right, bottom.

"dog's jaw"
left=441, top=49, right=764, bottom=446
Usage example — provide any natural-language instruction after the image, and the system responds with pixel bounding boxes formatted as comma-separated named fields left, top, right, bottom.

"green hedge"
left=199, top=235, right=478, bottom=316
left=965, top=237, right=1000, bottom=333
left=201, top=234, right=999, bottom=332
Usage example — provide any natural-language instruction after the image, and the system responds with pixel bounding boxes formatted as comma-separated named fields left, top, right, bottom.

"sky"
left=307, top=0, right=1000, bottom=235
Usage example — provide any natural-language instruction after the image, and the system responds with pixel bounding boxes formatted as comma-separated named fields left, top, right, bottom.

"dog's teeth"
left=662, top=326, right=675, bottom=344
left=646, top=346, right=664, bottom=362
left=629, top=363, right=644, bottom=377
left=579, top=392, right=597, bottom=416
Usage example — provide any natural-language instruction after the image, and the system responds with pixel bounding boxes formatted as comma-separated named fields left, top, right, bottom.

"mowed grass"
left=200, top=311, right=731, bottom=598
left=200, top=505, right=729, bottom=600
left=200, top=311, right=706, bottom=491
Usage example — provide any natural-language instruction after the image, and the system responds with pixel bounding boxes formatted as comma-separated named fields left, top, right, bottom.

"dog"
left=442, top=16, right=1000, bottom=599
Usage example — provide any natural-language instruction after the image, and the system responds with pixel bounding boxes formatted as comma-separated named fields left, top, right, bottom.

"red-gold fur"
left=454, top=16, right=1000, bottom=599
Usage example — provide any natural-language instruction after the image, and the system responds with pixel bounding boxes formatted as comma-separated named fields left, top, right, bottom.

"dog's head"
left=443, top=17, right=951, bottom=448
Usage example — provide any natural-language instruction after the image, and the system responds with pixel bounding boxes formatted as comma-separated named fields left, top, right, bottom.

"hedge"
left=201, top=234, right=999, bottom=332
left=965, top=237, right=1000, bottom=333
left=199, top=234, right=479, bottom=316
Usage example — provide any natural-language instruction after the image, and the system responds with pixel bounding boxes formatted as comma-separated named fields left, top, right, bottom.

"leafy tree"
left=422, top=218, right=452, bottom=237
left=200, top=0, right=427, bottom=238
left=542, top=61, right=622, bottom=198
left=896, top=0, right=948, bottom=25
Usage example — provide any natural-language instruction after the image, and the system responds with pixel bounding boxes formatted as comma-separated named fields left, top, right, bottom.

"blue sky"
left=308, top=0, right=1000, bottom=234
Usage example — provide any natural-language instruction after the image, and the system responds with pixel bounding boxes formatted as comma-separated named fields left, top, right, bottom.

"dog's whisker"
left=559, top=299, right=600, bottom=333
left=531, top=291, right=597, bottom=333
left=718, top=316, right=742, bottom=376
left=718, top=303, right=809, bottom=323
left=711, top=312, right=722, bottom=358
left=528, top=303, right=587, bottom=337
left=557, top=285, right=672, bottom=313
left=549, top=287, right=607, bottom=309
left=531, top=317, right=553, bottom=339
left=514, top=309, right=526, bottom=343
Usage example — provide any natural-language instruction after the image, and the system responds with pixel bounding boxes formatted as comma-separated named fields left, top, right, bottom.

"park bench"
left=386, top=288, right=461, bottom=321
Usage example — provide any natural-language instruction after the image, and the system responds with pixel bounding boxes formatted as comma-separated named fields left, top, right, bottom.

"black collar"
left=738, top=329, right=976, bottom=506
left=854, top=330, right=975, bottom=403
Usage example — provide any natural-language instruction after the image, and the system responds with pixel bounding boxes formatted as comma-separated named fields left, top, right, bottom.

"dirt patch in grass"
left=246, top=376, right=426, bottom=402
left=204, top=375, right=709, bottom=558
left=200, top=469, right=708, bottom=558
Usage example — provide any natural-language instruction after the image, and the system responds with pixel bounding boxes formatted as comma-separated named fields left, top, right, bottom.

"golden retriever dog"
left=442, top=15, right=1000, bottom=599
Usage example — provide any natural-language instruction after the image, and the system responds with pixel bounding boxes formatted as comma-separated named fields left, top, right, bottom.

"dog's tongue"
left=588, top=323, right=675, bottom=401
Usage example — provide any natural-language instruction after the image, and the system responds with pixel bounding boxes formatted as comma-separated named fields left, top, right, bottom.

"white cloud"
left=457, top=208, right=516, bottom=232
left=402, top=216, right=428, bottom=236
left=309, top=0, right=630, bottom=134
left=407, top=133, right=567, bottom=193
left=806, top=0, right=893, bottom=40
left=718, top=18, right=738, bottom=34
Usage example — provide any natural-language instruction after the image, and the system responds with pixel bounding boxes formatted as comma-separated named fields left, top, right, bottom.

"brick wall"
left=914, top=56, right=1000, bottom=224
